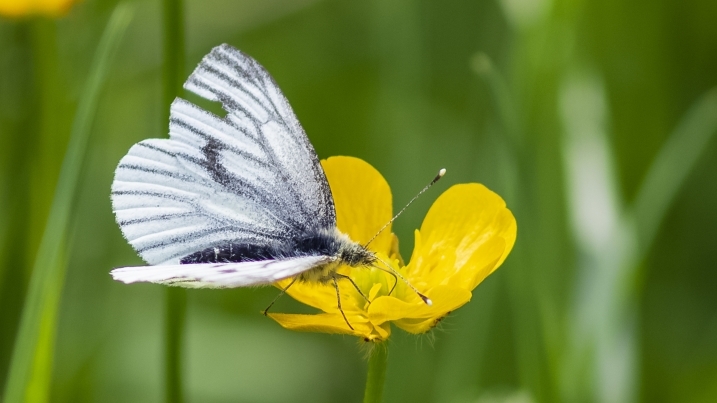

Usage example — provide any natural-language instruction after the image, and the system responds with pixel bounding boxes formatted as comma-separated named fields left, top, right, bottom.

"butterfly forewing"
left=185, top=45, right=335, bottom=225
left=111, top=44, right=336, bottom=267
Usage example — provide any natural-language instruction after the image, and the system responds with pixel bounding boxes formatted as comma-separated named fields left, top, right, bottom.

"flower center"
left=345, top=255, right=407, bottom=309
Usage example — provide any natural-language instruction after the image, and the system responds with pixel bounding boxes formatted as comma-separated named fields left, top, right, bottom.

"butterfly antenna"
left=374, top=255, right=433, bottom=306
left=331, top=274, right=354, bottom=330
left=364, top=168, right=446, bottom=248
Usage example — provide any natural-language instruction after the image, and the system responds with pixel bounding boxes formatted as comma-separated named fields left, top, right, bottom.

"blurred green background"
left=1, top=0, right=716, bottom=402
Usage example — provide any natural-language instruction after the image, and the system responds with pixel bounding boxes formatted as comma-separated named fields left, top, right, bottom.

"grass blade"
left=632, top=88, right=717, bottom=257
left=161, top=0, right=187, bottom=402
left=2, top=5, right=133, bottom=402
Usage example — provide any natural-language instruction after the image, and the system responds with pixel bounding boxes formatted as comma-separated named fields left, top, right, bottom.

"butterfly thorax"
left=180, top=227, right=375, bottom=284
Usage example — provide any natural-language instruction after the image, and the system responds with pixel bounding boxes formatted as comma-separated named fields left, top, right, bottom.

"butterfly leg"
left=369, top=264, right=398, bottom=296
left=334, top=273, right=371, bottom=305
left=332, top=274, right=354, bottom=330
left=263, top=277, right=298, bottom=316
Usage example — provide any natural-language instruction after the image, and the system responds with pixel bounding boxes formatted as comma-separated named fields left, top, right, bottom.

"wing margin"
left=111, top=255, right=332, bottom=288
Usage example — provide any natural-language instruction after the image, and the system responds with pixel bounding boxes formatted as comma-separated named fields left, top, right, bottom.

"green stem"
left=162, top=0, right=185, bottom=110
left=363, top=343, right=388, bottom=403
left=165, top=288, right=187, bottom=403
left=161, top=1, right=186, bottom=402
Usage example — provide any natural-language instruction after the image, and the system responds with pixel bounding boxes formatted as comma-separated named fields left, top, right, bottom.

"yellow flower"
left=268, top=156, right=517, bottom=342
left=0, top=0, right=79, bottom=18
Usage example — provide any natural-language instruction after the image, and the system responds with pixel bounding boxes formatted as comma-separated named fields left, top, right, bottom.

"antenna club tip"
left=419, top=294, right=433, bottom=306
left=438, top=168, right=446, bottom=177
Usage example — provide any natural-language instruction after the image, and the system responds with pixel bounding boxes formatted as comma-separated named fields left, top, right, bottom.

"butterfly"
left=110, top=43, right=379, bottom=287
left=111, top=45, right=436, bottom=327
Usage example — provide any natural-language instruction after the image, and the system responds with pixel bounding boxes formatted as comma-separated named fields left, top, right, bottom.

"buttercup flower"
left=0, top=0, right=79, bottom=18
left=268, top=156, right=516, bottom=342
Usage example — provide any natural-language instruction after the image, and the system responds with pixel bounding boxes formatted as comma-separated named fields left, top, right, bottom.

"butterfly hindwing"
left=112, top=137, right=285, bottom=266
left=112, top=44, right=336, bottom=266
left=111, top=255, right=332, bottom=288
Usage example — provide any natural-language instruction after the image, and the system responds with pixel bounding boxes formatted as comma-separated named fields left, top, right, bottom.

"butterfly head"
left=338, top=239, right=376, bottom=267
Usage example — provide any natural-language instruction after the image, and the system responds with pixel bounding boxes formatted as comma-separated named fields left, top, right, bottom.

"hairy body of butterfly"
left=180, top=228, right=375, bottom=284
left=110, top=44, right=377, bottom=293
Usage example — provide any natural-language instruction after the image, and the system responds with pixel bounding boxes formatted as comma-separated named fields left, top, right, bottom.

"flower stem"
left=363, top=343, right=388, bottom=403
left=161, top=0, right=186, bottom=402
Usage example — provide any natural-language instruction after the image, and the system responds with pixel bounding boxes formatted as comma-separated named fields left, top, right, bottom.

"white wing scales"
left=113, top=137, right=286, bottom=265
left=111, top=256, right=332, bottom=288
left=111, top=44, right=336, bottom=267
left=184, top=45, right=335, bottom=223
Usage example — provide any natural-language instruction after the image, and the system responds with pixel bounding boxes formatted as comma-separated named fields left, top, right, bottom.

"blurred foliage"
left=2, top=5, right=132, bottom=402
left=1, top=0, right=716, bottom=402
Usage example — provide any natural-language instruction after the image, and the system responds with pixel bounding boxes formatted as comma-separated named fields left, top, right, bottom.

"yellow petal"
left=373, top=322, right=392, bottom=340
left=407, top=183, right=517, bottom=290
left=393, top=316, right=447, bottom=334
left=275, top=278, right=363, bottom=314
left=367, top=283, right=383, bottom=301
left=322, top=157, right=393, bottom=255
left=388, top=233, right=405, bottom=266
left=367, top=285, right=471, bottom=332
left=268, top=312, right=376, bottom=339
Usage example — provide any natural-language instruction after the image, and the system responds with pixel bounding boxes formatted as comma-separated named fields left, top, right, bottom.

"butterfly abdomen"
left=180, top=227, right=375, bottom=278
left=180, top=243, right=288, bottom=264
